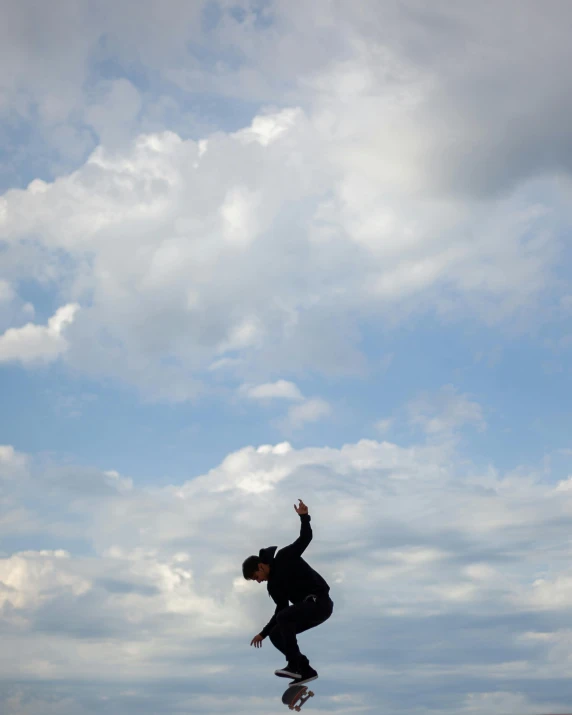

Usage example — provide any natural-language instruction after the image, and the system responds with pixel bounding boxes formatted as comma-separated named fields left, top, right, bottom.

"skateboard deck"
left=281, top=684, right=315, bottom=711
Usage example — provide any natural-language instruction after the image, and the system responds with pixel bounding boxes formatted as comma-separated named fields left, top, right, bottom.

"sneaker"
left=289, top=664, right=318, bottom=686
left=274, top=661, right=302, bottom=679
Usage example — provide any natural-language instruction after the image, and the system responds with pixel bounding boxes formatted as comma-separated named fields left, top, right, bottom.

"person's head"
left=242, top=555, right=271, bottom=583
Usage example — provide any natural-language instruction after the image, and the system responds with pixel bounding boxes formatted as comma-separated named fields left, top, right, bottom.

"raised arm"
left=285, top=499, right=312, bottom=557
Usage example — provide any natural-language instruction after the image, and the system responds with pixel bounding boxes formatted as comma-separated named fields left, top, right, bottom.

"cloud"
left=0, top=444, right=28, bottom=474
left=1, top=3, right=570, bottom=400
left=0, top=550, right=90, bottom=614
left=0, top=0, right=207, bottom=182
left=454, top=691, right=548, bottom=715
left=282, top=397, right=332, bottom=431
left=0, top=280, right=35, bottom=337
left=2, top=0, right=572, bottom=197
left=83, top=79, right=142, bottom=150
left=1, top=107, right=561, bottom=399
left=2, top=5, right=572, bottom=713
left=408, top=385, right=486, bottom=437
left=241, top=379, right=303, bottom=401
left=240, top=380, right=331, bottom=432
left=0, top=303, right=79, bottom=365
left=2, top=435, right=572, bottom=713
left=220, top=186, right=262, bottom=247
left=375, top=418, right=393, bottom=435
left=0, top=279, right=14, bottom=303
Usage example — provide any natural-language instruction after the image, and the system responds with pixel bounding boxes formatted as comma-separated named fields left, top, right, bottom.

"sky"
left=2, top=1, right=572, bottom=713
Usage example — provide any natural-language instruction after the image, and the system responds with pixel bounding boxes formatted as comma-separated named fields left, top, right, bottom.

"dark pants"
left=269, top=593, right=334, bottom=665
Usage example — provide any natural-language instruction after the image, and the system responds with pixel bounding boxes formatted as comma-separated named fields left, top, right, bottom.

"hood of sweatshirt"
left=258, top=546, right=278, bottom=564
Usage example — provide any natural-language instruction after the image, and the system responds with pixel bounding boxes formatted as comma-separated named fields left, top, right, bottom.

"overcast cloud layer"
left=2, top=2, right=572, bottom=714
left=4, top=433, right=572, bottom=715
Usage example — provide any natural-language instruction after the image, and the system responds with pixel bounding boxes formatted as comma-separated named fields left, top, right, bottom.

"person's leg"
left=268, top=630, right=287, bottom=658
left=269, top=596, right=333, bottom=664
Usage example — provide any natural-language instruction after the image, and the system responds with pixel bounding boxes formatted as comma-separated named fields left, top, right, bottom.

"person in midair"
left=243, top=499, right=334, bottom=685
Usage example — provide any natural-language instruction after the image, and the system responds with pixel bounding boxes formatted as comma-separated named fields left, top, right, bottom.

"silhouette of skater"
left=244, top=499, right=334, bottom=685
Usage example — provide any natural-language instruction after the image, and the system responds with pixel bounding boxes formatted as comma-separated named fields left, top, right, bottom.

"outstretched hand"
left=294, top=499, right=308, bottom=515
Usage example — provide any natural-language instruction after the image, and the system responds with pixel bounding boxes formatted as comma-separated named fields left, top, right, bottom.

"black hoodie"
left=258, top=513, right=330, bottom=638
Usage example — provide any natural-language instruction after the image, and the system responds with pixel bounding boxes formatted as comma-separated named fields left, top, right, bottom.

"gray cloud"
left=2, top=432, right=572, bottom=712
left=2, top=0, right=572, bottom=194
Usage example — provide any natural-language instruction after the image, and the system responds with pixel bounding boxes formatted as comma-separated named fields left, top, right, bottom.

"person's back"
left=266, top=537, right=330, bottom=606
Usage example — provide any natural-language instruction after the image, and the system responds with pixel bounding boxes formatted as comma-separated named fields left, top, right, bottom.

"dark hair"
left=242, top=555, right=260, bottom=580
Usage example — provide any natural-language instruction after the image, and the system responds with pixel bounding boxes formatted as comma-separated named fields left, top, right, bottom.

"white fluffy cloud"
left=0, top=550, right=90, bottom=614
left=0, top=303, right=79, bottom=364
left=1, top=2, right=570, bottom=399
left=0, top=444, right=28, bottom=474
left=0, top=105, right=562, bottom=398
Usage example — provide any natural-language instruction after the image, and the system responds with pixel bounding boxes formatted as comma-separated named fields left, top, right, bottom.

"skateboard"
left=281, top=684, right=315, bottom=711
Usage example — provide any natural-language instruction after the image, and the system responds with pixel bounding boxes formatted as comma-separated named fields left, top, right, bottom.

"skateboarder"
left=243, top=499, right=334, bottom=685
